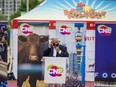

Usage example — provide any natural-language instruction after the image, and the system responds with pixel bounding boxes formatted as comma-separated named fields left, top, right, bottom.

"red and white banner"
left=85, top=29, right=95, bottom=81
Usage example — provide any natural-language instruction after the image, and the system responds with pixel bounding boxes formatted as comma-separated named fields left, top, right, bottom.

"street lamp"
left=26, top=0, right=29, bottom=12
left=0, top=8, right=2, bottom=14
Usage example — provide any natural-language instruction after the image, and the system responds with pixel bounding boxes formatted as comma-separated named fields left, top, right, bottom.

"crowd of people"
left=0, top=26, right=8, bottom=62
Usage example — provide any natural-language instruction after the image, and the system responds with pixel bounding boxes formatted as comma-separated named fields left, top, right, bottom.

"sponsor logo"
left=20, top=24, right=33, bottom=34
left=97, top=25, right=112, bottom=36
left=64, top=2, right=106, bottom=19
left=47, top=64, right=64, bottom=77
left=58, top=25, right=72, bottom=35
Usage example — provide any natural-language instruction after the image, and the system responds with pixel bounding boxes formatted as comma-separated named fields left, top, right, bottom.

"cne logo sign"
left=47, top=64, right=64, bottom=77
left=97, top=25, right=112, bottom=36
left=20, top=23, right=33, bottom=34
left=58, top=25, right=72, bottom=35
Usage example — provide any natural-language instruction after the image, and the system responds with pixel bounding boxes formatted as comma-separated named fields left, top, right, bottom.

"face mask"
left=53, top=43, right=59, bottom=47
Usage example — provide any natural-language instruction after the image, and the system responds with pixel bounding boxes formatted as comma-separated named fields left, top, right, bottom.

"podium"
left=42, top=57, right=67, bottom=84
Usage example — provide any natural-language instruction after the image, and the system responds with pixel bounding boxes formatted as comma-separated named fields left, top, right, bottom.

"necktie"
left=56, top=52, right=59, bottom=57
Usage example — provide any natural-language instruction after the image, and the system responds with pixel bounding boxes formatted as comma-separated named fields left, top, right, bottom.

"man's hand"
left=55, top=47, right=60, bottom=52
left=49, top=42, right=53, bottom=47
left=48, top=43, right=53, bottom=47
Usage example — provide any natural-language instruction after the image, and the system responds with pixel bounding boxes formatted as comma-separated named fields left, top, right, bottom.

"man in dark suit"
left=43, top=38, right=69, bottom=87
left=43, top=38, right=69, bottom=57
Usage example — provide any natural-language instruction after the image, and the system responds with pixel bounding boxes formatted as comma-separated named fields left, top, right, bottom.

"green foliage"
left=9, top=0, right=45, bottom=28
left=20, top=0, right=26, bottom=11
left=10, top=0, right=45, bottom=21
left=10, top=10, right=21, bottom=21
left=20, top=0, right=45, bottom=11
left=0, top=13, right=7, bottom=21
left=10, top=0, right=44, bottom=20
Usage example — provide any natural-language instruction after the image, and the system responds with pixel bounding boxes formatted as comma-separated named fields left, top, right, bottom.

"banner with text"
left=95, top=24, right=116, bottom=82
left=85, top=29, right=95, bottom=81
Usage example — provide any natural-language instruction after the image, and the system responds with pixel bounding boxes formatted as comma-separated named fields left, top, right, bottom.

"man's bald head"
left=51, top=38, right=60, bottom=44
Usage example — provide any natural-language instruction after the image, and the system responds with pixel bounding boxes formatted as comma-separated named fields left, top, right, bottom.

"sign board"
left=85, top=29, right=95, bottom=81
left=95, top=24, right=116, bottom=81
left=44, top=57, right=67, bottom=83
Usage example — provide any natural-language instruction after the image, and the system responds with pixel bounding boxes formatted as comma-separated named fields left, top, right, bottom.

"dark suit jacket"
left=43, top=45, right=69, bottom=57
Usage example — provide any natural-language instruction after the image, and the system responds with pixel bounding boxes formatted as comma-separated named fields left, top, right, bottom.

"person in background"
left=0, top=30, right=4, bottom=42
left=43, top=37, right=69, bottom=57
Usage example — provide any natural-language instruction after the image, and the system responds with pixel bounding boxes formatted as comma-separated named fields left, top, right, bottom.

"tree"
left=10, top=10, right=21, bottom=21
left=0, top=13, right=7, bottom=21
left=10, top=0, right=45, bottom=21
left=20, top=0, right=44, bottom=11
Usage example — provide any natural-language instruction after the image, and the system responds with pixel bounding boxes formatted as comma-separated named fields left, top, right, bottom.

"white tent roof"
left=15, top=0, right=116, bottom=22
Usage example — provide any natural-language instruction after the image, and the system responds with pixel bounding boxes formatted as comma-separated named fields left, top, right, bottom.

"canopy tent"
left=11, top=0, right=116, bottom=29
left=14, top=0, right=116, bottom=22
left=10, top=0, right=116, bottom=85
